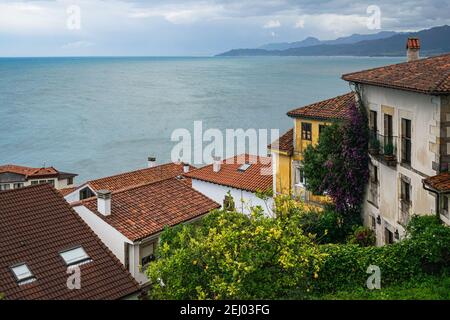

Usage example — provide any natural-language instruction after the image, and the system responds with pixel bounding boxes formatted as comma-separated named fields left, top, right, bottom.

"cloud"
left=295, top=19, right=305, bottom=29
left=263, top=19, right=281, bottom=29
left=62, top=41, right=94, bottom=49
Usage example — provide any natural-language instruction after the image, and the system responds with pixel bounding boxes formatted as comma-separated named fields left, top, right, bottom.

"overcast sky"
left=1, top=0, right=449, bottom=56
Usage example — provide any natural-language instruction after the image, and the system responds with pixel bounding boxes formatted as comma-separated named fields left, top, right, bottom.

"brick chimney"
left=213, top=157, right=221, bottom=173
left=97, top=190, right=111, bottom=216
left=406, top=37, right=420, bottom=62
left=147, top=157, right=156, bottom=168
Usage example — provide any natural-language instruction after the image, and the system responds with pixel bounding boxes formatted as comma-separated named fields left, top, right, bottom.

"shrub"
left=146, top=197, right=328, bottom=300
left=297, top=205, right=361, bottom=244
left=315, top=215, right=450, bottom=293
left=347, top=226, right=376, bottom=247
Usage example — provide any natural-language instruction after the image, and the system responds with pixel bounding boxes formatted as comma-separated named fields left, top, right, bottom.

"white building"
left=71, top=171, right=219, bottom=286
left=184, top=154, right=274, bottom=216
left=342, top=40, right=450, bottom=245
left=0, top=164, right=77, bottom=191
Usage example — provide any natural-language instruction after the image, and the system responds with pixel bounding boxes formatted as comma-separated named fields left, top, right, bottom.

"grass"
left=317, top=274, right=450, bottom=300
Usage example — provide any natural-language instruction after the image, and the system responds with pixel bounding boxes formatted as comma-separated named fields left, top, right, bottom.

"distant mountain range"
left=258, top=31, right=399, bottom=51
left=217, top=25, right=450, bottom=57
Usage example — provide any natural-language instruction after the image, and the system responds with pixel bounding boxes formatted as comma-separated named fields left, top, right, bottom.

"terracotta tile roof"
left=184, top=154, right=273, bottom=193
left=79, top=178, right=220, bottom=242
left=0, top=184, right=139, bottom=300
left=0, top=164, right=77, bottom=179
left=406, top=38, right=420, bottom=49
left=342, top=53, right=450, bottom=95
left=423, top=172, right=450, bottom=192
left=268, top=128, right=294, bottom=155
left=287, top=92, right=355, bottom=120
left=58, top=186, right=77, bottom=196
left=83, top=162, right=193, bottom=193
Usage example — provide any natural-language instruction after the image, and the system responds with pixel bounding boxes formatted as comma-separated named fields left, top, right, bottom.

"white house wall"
left=362, top=84, right=440, bottom=244
left=191, top=179, right=274, bottom=216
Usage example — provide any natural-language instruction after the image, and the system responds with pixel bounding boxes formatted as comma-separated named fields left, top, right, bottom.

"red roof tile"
left=342, top=53, right=450, bottom=95
left=84, top=162, right=193, bottom=193
left=423, top=172, right=450, bottom=192
left=0, top=164, right=77, bottom=179
left=268, top=128, right=294, bottom=155
left=79, top=178, right=220, bottom=242
left=184, top=154, right=273, bottom=193
left=287, top=92, right=355, bottom=120
left=0, top=184, right=139, bottom=300
left=58, top=186, right=77, bottom=196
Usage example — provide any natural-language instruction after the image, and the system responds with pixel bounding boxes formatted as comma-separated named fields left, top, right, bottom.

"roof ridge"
left=88, top=162, right=183, bottom=184
left=341, top=52, right=450, bottom=79
left=0, top=182, right=51, bottom=195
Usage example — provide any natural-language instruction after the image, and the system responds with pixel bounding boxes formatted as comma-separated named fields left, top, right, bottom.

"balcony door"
left=384, top=114, right=393, bottom=139
left=401, top=118, right=412, bottom=165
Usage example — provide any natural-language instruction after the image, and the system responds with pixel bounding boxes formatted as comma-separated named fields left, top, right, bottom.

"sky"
left=0, top=0, right=449, bottom=56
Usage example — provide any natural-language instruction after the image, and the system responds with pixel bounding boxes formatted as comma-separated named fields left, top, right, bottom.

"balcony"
left=368, top=132, right=398, bottom=167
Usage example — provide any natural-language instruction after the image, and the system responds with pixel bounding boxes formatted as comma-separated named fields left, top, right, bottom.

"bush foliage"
left=146, top=195, right=450, bottom=300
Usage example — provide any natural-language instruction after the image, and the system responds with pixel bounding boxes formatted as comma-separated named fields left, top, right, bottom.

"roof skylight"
left=238, top=163, right=251, bottom=172
left=60, top=246, right=91, bottom=266
left=11, top=263, right=36, bottom=285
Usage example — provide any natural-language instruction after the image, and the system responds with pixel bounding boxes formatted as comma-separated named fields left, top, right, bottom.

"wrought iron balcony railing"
left=368, top=132, right=398, bottom=166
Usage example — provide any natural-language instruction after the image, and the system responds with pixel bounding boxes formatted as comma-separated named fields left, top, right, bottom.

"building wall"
left=292, top=118, right=331, bottom=204
left=191, top=179, right=274, bottom=216
left=74, top=206, right=131, bottom=263
left=271, top=150, right=292, bottom=195
left=361, top=84, right=441, bottom=244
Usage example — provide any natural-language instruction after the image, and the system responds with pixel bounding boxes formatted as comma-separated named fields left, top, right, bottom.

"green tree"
left=146, top=196, right=327, bottom=299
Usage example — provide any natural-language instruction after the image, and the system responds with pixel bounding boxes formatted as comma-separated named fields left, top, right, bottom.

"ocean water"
left=0, top=56, right=402, bottom=182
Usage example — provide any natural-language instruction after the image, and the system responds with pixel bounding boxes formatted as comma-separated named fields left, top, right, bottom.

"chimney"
left=213, top=157, right=221, bottom=173
left=97, top=190, right=111, bottom=216
left=182, top=162, right=190, bottom=173
left=147, top=157, right=156, bottom=168
left=406, top=37, right=420, bottom=62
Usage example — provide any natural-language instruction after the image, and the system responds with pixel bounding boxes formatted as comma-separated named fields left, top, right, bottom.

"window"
left=67, top=177, right=74, bottom=185
left=401, top=118, right=412, bottom=165
left=60, top=246, right=91, bottom=266
left=238, top=163, right=251, bottom=172
left=13, top=183, right=24, bottom=189
left=385, top=228, right=394, bottom=244
left=318, top=125, right=326, bottom=138
left=140, top=242, right=156, bottom=267
left=30, top=181, right=38, bottom=185
left=369, top=110, right=378, bottom=135
left=301, top=122, right=312, bottom=141
left=384, top=114, right=393, bottom=148
left=38, top=180, right=47, bottom=184
left=295, top=166, right=306, bottom=186
left=401, top=179, right=411, bottom=203
left=0, top=184, right=11, bottom=191
left=79, top=187, right=95, bottom=200
left=47, top=180, right=55, bottom=187
left=370, top=216, right=376, bottom=230
left=10, top=263, right=36, bottom=284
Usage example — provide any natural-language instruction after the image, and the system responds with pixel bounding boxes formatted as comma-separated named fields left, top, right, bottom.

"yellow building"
left=269, top=92, right=355, bottom=204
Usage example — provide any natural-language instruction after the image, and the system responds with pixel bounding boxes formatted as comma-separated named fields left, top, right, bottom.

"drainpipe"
left=422, top=182, right=440, bottom=219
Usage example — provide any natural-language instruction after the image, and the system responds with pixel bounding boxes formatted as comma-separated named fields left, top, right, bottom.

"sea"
left=0, top=56, right=402, bottom=182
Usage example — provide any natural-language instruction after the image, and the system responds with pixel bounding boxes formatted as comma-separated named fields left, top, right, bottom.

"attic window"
left=11, top=263, right=36, bottom=285
left=60, top=246, right=91, bottom=266
left=238, top=163, right=251, bottom=172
